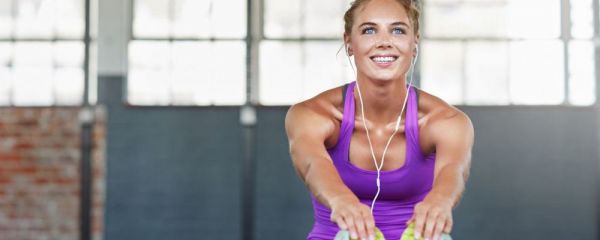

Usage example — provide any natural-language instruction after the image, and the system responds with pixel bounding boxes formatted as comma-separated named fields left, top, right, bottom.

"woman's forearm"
left=427, top=163, right=467, bottom=209
left=303, top=160, right=357, bottom=209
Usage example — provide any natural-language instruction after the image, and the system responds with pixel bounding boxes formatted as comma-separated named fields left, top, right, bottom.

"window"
left=421, top=0, right=596, bottom=106
left=0, top=0, right=88, bottom=106
left=127, top=0, right=597, bottom=106
left=128, top=0, right=247, bottom=106
left=260, top=0, right=354, bottom=105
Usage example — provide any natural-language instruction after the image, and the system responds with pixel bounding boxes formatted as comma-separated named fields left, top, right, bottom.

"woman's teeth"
left=372, top=56, right=397, bottom=63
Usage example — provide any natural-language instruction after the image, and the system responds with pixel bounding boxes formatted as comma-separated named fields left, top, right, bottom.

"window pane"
left=128, top=41, right=170, bottom=105
left=264, top=0, right=302, bottom=38
left=568, top=41, right=595, bottom=105
left=54, top=41, right=84, bottom=67
left=54, top=67, right=83, bottom=105
left=133, top=0, right=170, bottom=38
left=208, top=41, right=245, bottom=105
left=171, top=41, right=211, bottom=104
left=507, top=0, right=561, bottom=39
left=424, top=2, right=509, bottom=38
left=421, top=41, right=464, bottom=105
left=425, top=0, right=560, bottom=39
left=509, top=40, right=564, bottom=104
left=171, top=41, right=246, bottom=105
left=265, top=0, right=351, bottom=38
left=136, top=0, right=246, bottom=39
left=570, top=0, right=594, bottom=39
left=303, top=41, right=352, bottom=100
left=0, top=43, right=12, bottom=105
left=304, top=0, right=346, bottom=37
left=56, top=0, right=84, bottom=38
left=13, top=67, right=54, bottom=106
left=15, top=0, right=55, bottom=39
left=260, top=41, right=353, bottom=105
left=0, top=67, right=11, bottom=105
left=211, top=0, right=246, bottom=38
left=14, top=42, right=54, bottom=105
left=129, top=69, right=170, bottom=105
left=0, top=0, right=12, bottom=38
left=172, top=0, right=211, bottom=38
left=260, top=41, right=303, bottom=105
left=129, top=40, right=246, bottom=105
left=129, top=40, right=170, bottom=69
left=0, top=42, right=11, bottom=66
left=14, top=42, right=52, bottom=66
left=465, top=41, right=510, bottom=105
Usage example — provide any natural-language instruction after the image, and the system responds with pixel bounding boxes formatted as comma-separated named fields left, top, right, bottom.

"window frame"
left=0, top=0, right=93, bottom=107
left=420, top=0, right=599, bottom=107
left=123, top=0, right=599, bottom=108
left=125, top=0, right=249, bottom=107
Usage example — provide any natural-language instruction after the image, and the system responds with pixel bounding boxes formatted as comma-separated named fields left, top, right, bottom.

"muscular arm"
left=427, top=109, right=475, bottom=209
left=285, top=100, right=380, bottom=240
left=409, top=108, right=475, bottom=239
left=285, top=102, right=356, bottom=209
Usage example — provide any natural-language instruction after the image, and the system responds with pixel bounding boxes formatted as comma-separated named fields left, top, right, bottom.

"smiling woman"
left=285, top=0, right=474, bottom=240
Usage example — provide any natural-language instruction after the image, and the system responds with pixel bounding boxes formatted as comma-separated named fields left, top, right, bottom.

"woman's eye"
left=362, top=27, right=375, bottom=34
left=392, top=28, right=405, bottom=34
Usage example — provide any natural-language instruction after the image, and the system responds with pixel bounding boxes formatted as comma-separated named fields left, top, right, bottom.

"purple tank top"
left=307, top=81, right=436, bottom=240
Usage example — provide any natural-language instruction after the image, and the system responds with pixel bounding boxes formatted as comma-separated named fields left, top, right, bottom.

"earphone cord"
left=346, top=49, right=418, bottom=215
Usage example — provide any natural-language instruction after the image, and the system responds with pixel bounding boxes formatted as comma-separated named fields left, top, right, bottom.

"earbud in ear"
left=413, top=44, right=419, bottom=57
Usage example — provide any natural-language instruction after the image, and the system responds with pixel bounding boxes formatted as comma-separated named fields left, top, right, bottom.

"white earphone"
left=345, top=42, right=419, bottom=214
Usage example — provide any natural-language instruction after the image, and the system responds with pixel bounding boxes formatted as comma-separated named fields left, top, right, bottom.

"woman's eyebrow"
left=390, top=22, right=410, bottom=28
left=358, top=21, right=410, bottom=28
left=358, top=22, right=377, bottom=28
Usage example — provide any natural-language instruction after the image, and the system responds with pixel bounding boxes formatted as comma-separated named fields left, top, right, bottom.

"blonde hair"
left=343, top=0, right=421, bottom=36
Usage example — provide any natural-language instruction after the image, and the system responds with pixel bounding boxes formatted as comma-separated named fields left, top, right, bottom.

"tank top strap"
left=405, top=85, right=423, bottom=157
left=327, top=81, right=355, bottom=157
left=341, top=81, right=357, bottom=138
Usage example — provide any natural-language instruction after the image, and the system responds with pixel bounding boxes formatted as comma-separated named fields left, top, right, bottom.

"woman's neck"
left=354, top=77, right=410, bottom=128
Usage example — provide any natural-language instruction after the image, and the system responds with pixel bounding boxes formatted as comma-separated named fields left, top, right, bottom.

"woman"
left=285, top=0, right=474, bottom=239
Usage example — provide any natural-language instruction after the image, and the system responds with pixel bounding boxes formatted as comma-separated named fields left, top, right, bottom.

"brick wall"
left=0, top=107, right=106, bottom=240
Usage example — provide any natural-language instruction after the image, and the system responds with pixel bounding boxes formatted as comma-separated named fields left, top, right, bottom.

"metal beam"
left=240, top=0, right=262, bottom=239
left=560, top=0, right=571, bottom=105
left=79, top=0, right=94, bottom=239
left=593, top=0, right=600, bottom=239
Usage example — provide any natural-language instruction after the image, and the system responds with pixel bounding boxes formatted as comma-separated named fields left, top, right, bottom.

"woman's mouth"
left=370, top=55, right=398, bottom=68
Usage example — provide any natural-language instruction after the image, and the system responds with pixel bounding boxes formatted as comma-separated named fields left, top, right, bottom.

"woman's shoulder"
left=291, top=84, right=346, bottom=122
left=415, top=88, right=459, bottom=117
left=416, top=88, right=473, bottom=141
left=285, top=85, right=346, bottom=147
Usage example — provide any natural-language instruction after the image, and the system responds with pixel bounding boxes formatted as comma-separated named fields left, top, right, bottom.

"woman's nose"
left=375, top=35, right=392, bottom=48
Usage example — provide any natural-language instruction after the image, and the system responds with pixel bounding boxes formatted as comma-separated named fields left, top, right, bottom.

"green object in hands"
left=400, top=222, right=452, bottom=240
left=335, top=227, right=385, bottom=240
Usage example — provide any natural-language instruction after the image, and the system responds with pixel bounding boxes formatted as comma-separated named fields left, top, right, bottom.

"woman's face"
left=345, top=0, right=418, bottom=83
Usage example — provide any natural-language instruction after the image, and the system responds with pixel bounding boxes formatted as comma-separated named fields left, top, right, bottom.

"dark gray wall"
left=100, top=76, right=599, bottom=240
left=100, top=76, right=243, bottom=240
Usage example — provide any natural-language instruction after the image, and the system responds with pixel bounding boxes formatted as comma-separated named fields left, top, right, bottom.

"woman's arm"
left=429, top=110, right=474, bottom=208
left=285, top=101, right=376, bottom=240
left=409, top=108, right=475, bottom=240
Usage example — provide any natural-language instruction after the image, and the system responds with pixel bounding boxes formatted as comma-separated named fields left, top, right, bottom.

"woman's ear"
left=343, top=33, right=353, bottom=56
left=413, top=33, right=420, bottom=57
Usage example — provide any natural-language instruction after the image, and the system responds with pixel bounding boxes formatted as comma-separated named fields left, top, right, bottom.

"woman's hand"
left=406, top=193, right=453, bottom=240
left=330, top=195, right=376, bottom=240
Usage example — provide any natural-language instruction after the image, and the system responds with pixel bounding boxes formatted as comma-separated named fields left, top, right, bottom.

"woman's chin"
left=366, top=74, right=400, bottom=82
